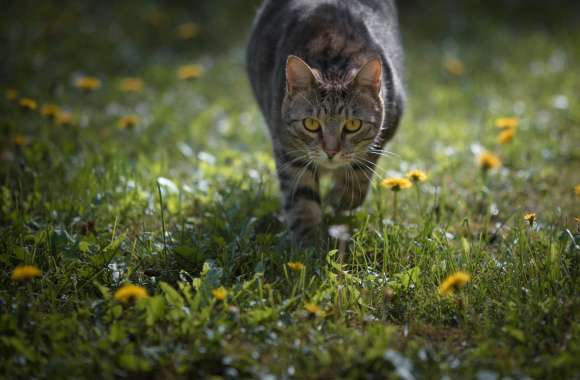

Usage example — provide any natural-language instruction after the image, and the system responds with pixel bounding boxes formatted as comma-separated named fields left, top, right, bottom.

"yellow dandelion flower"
left=212, top=287, right=227, bottom=301
left=495, top=117, right=518, bottom=130
left=438, top=271, right=471, bottom=296
left=380, top=177, right=412, bottom=191
left=478, top=151, right=502, bottom=171
left=287, top=262, right=305, bottom=272
left=119, top=78, right=144, bottom=93
left=5, top=88, right=19, bottom=101
left=11, top=265, right=42, bottom=281
left=498, top=128, right=515, bottom=144
left=40, top=104, right=60, bottom=119
left=117, top=114, right=140, bottom=129
left=114, top=284, right=149, bottom=303
left=406, top=169, right=428, bottom=183
left=75, top=76, right=101, bottom=91
left=177, top=64, right=203, bottom=80
left=176, top=22, right=200, bottom=40
left=55, top=111, right=74, bottom=126
left=12, top=134, right=28, bottom=146
left=304, top=303, right=322, bottom=316
left=523, top=212, right=536, bottom=225
left=575, top=216, right=580, bottom=224
left=147, top=9, right=167, bottom=29
left=575, top=185, right=580, bottom=197
left=19, top=98, right=38, bottom=111
left=443, top=57, right=464, bottom=77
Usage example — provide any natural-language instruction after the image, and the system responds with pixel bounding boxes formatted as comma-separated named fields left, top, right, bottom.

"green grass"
left=1, top=1, right=580, bottom=379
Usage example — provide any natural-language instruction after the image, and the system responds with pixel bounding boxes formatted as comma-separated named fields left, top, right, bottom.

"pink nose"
left=325, top=149, right=339, bottom=159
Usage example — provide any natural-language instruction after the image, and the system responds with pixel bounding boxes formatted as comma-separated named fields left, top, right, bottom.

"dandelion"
left=304, top=303, right=322, bottom=316
left=55, top=111, right=74, bottom=126
left=406, top=169, right=428, bottom=183
left=380, top=178, right=412, bottom=191
left=523, top=212, right=536, bottom=226
left=287, top=262, right=305, bottom=272
left=575, top=185, right=580, bottom=197
left=117, top=114, right=140, bottom=129
left=212, top=287, right=227, bottom=301
left=75, top=76, right=101, bottom=91
left=146, top=9, right=167, bottom=28
left=380, top=177, right=412, bottom=223
left=478, top=151, right=502, bottom=171
left=11, top=265, right=42, bottom=281
left=498, top=128, right=515, bottom=144
left=5, top=88, right=18, bottom=101
left=176, top=22, right=200, bottom=40
left=12, top=134, right=28, bottom=146
left=114, top=284, right=149, bottom=303
left=119, top=78, right=144, bottom=93
left=438, top=271, right=471, bottom=296
left=495, top=117, right=518, bottom=130
left=40, top=104, right=60, bottom=119
left=177, top=64, right=203, bottom=80
left=443, top=57, right=465, bottom=76
left=19, top=98, right=38, bottom=111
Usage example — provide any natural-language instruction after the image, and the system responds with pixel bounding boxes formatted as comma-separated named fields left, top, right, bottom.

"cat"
left=247, top=0, right=405, bottom=244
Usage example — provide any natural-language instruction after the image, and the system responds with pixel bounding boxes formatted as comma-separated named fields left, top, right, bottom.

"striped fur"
left=247, top=0, right=405, bottom=245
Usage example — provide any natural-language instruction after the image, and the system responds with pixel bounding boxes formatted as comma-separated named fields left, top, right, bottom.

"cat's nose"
left=325, top=149, right=339, bottom=159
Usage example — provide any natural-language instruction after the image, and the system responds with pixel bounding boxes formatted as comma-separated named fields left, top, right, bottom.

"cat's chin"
left=318, top=160, right=350, bottom=170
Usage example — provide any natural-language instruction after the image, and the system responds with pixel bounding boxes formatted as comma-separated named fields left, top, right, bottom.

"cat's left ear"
left=354, top=57, right=382, bottom=94
left=286, top=55, right=316, bottom=93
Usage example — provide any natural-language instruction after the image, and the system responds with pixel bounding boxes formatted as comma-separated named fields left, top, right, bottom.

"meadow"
left=1, top=1, right=579, bottom=379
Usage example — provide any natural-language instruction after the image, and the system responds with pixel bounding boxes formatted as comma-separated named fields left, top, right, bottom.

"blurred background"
left=2, top=0, right=580, bottom=86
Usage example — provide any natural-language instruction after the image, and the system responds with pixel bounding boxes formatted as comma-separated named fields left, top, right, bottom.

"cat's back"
left=247, top=0, right=403, bottom=121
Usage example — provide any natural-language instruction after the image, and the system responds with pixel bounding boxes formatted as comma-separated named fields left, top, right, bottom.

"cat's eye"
left=344, top=119, right=362, bottom=133
left=303, top=118, right=321, bottom=132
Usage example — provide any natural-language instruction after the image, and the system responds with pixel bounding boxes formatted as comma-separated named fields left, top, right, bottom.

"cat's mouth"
left=316, top=156, right=352, bottom=170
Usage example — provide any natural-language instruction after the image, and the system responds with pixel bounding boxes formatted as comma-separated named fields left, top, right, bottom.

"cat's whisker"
left=368, top=148, right=397, bottom=158
left=277, top=151, right=311, bottom=172
left=369, top=146, right=399, bottom=157
left=352, top=158, right=382, bottom=182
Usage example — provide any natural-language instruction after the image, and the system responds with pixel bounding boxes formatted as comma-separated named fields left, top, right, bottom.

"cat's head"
left=281, top=55, right=384, bottom=170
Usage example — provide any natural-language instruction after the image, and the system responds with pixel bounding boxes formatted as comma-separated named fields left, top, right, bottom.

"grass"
left=1, top=1, right=580, bottom=379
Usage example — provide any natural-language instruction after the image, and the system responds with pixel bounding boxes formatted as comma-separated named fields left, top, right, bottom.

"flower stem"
left=393, top=192, right=398, bottom=223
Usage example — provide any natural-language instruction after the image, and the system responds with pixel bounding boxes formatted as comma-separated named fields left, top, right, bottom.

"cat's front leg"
left=328, top=163, right=374, bottom=212
left=276, top=151, right=322, bottom=245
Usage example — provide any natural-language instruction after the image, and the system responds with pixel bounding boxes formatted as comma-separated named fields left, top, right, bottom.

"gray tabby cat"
left=247, top=0, right=405, bottom=244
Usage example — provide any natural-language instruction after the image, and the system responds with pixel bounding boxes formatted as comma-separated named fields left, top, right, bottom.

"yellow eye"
left=303, top=118, right=321, bottom=132
left=344, top=119, right=362, bottom=133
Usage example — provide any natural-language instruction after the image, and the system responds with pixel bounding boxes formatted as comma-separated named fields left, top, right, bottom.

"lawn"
left=1, top=1, right=579, bottom=379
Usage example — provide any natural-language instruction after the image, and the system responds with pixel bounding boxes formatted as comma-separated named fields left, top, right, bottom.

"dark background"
left=2, top=0, right=580, bottom=86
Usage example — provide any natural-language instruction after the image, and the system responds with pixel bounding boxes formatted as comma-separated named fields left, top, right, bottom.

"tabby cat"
left=247, top=0, right=405, bottom=244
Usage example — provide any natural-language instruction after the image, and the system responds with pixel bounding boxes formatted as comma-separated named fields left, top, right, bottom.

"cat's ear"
left=354, top=57, right=382, bottom=94
left=286, top=55, right=316, bottom=93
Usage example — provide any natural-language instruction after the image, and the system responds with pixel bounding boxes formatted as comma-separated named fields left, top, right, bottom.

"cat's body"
left=247, top=0, right=405, bottom=244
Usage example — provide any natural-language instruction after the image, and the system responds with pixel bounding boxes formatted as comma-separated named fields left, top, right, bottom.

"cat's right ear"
left=286, top=55, right=315, bottom=93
